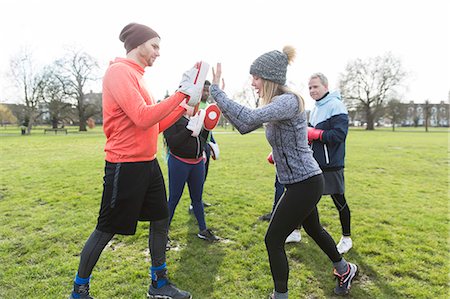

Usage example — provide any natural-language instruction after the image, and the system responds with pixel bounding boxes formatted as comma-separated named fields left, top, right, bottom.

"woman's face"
left=251, top=75, right=264, bottom=97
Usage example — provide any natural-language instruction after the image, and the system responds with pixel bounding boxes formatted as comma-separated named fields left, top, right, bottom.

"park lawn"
left=0, top=128, right=448, bottom=298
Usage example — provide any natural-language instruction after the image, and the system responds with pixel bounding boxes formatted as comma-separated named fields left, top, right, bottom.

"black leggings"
left=265, top=174, right=341, bottom=293
left=331, top=194, right=351, bottom=236
left=77, top=218, right=168, bottom=279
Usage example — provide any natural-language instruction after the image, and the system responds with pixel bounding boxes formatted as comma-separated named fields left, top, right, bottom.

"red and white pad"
left=187, top=61, right=210, bottom=107
left=203, top=104, right=221, bottom=131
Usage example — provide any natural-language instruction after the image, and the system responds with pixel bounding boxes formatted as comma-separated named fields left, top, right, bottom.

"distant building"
left=347, top=100, right=449, bottom=127
left=402, top=101, right=449, bottom=127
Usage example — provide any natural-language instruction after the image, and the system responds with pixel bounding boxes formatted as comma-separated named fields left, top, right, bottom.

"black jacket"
left=163, top=116, right=207, bottom=159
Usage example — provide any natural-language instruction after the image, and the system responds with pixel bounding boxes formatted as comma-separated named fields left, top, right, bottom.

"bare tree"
left=41, top=65, right=73, bottom=128
left=384, top=99, right=404, bottom=131
left=54, top=48, right=100, bottom=131
left=423, top=100, right=431, bottom=132
left=339, top=53, right=406, bottom=130
left=8, top=48, right=46, bottom=134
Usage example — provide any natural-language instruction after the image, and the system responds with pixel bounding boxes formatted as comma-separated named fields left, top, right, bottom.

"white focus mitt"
left=208, top=142, right=220, bottom=160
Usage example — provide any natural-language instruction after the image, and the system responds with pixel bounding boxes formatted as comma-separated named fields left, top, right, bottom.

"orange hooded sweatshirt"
left=102, top=58, right=186, bottom=162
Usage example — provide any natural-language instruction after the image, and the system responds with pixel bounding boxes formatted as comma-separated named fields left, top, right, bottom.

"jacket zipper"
left=324, top=144, right=329, bottom=164
left=196, top=136, right=200, bottom=158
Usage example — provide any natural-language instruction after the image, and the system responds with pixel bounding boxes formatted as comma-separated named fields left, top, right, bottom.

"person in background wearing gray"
left=307, top=73, right=352, bottom=254
left=209, top=46, right=358, bottom=298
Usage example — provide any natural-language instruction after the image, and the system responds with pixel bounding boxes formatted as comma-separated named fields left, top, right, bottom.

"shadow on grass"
left=170, top=208, right=225, bottom=299
left=294, top=235, right=402, bottom=298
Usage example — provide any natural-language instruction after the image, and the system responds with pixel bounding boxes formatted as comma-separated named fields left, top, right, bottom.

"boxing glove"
left=186, top=109, right=206, bottom=137
left=179, top=99, right=196, bottom=117
left=208, top=142, right=220, bottom=160
left=307, top=127, right=324, bottom=142
left=177, top=67, right=203, bottom=107
left=178, top=62, right=209, bottom=107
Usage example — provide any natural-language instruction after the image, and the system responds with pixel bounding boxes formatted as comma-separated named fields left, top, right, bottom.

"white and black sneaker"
left=333, top=262, right=358, bottom=295
left=197, top=228, right=220, bottom=242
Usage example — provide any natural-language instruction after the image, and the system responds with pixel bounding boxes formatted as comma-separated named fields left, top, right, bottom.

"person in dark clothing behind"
left=308, top=72, right=353, bottom=254
left=164, top=108, right=220, bottom=242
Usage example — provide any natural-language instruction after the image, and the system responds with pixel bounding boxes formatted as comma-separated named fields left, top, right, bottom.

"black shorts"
left=96, top=159, right=169, bottom=235
left=322, top=168, right=345, bottom=195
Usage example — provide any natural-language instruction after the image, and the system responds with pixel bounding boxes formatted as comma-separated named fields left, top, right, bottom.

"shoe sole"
left=147, top=294, right=192, bottom=299
left=334, top=264, right=359, bottom=296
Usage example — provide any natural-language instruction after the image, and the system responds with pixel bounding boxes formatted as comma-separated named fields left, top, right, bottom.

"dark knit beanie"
left=119, top=23, right=160, bottom=53
left=249, top=50, right=288, bottom=85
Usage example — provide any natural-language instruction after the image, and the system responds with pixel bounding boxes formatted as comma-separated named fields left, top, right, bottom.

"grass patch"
left=0, top=127, right=448, bottom=298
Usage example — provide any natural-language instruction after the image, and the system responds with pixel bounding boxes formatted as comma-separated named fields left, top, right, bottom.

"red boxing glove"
left=307, top=127, right=324, bottom=142
left=267, top=152, right=274, bottom=164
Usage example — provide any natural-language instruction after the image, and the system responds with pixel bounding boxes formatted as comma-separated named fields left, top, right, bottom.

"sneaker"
left=333, top=262, right=358, bottom=295
left=69, top=282, right=93, bottom=299
left=337, top=236, right=353, bottom=254
left=197, top=228, right=220, bottom=241
left=188, top=201, right=212, bottom=214
left=285, top=229, right=301, bottom=243
left=165, top=236, right=171, bottom=251
left=148, top=282, right=191, bottom=299
left=258, top=212, right=272, bottom=221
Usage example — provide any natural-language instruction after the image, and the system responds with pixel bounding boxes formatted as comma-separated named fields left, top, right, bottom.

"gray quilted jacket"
left=210, top=84, right=322, bottom=184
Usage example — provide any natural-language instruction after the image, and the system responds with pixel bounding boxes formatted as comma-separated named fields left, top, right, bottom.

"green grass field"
left=0, top=126, right=448, bottom=298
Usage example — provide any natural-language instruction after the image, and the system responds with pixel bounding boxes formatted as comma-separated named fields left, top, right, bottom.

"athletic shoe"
left=165, top=236, right=171, bottom=251
left=197, top=228, right=220, bottom=241
left=147, top=282, right=191, bottom=299
left=337, top=236, right=353, bottom=254
left=188, top=201, right=211, bottom=214
left=285, top=229, right=301, bottom=243
left=333, top=262, right=358, bottom=295
left=258, top=212, right=272, bottom=221
left=69, top=282, right=93, bottom=299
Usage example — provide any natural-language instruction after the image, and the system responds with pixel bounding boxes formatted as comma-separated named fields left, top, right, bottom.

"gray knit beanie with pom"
left=249, top=50, right=288, bottom=85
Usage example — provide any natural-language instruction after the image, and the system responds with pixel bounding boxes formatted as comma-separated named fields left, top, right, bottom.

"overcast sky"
left=0, top=0, right=449, bottom=110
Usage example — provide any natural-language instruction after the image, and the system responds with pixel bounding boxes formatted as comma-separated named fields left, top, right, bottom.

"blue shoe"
left=147, top=282, right=191, bottom=299
left=334, top=262, right=358, bottom=295
left=69, top=282, right=93, bottom=299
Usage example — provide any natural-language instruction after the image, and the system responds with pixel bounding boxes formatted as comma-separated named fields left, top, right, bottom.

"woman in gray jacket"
left=209, top=47, right=357, bottom=298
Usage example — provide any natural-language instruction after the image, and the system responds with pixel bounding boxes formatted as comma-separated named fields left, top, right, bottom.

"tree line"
left=4, top=47, right=101, bottom=134
left=3, top=49, right=444, bottom=133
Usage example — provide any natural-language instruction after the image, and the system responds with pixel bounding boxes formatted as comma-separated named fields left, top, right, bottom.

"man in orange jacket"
left=69, top=23, right=200, bottom=299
